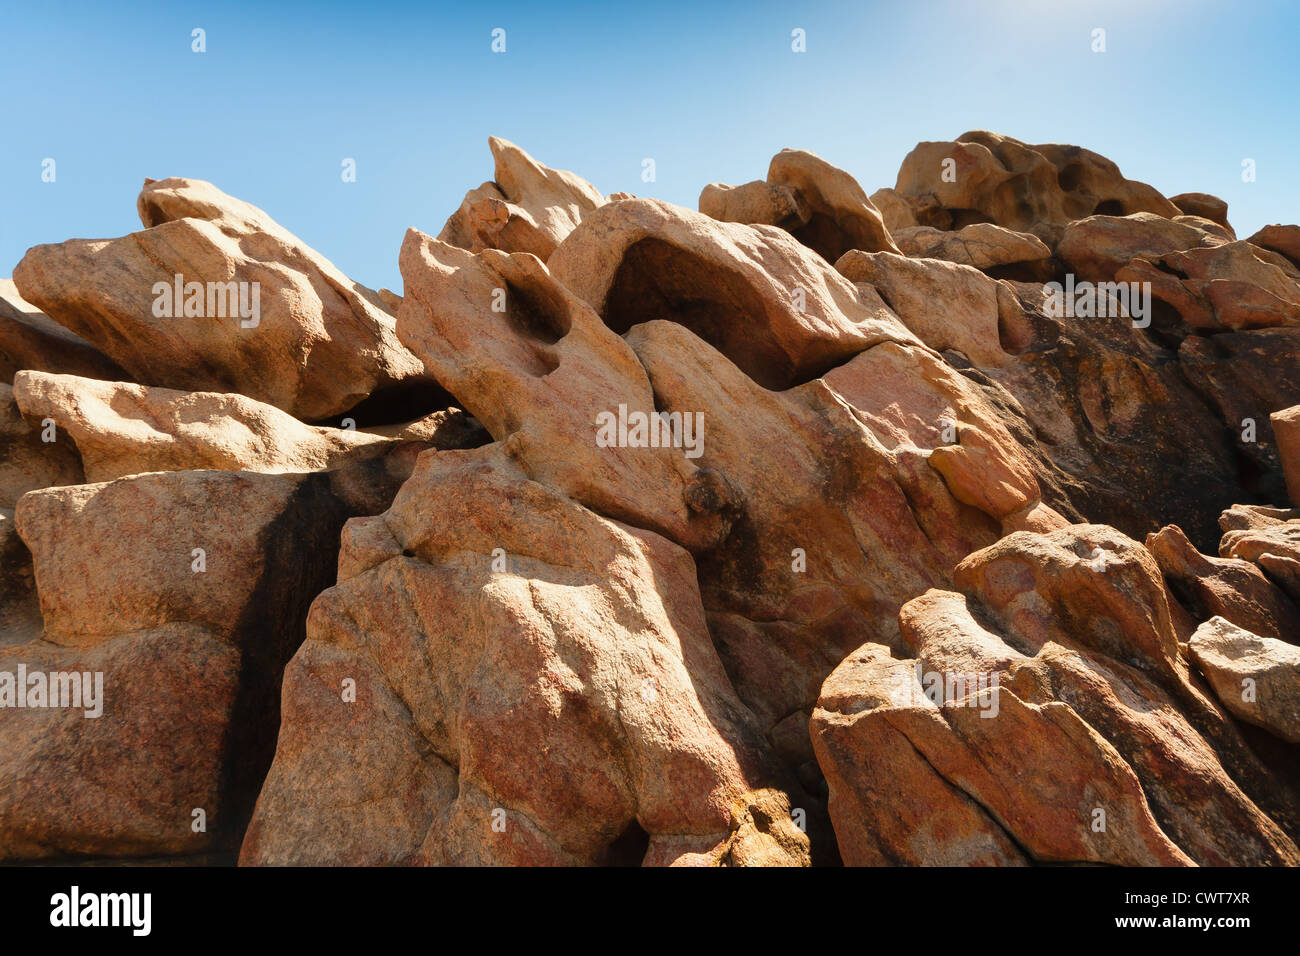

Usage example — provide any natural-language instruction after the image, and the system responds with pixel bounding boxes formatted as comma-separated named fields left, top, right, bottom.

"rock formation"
left=2, top=132, right=1297, bottom=868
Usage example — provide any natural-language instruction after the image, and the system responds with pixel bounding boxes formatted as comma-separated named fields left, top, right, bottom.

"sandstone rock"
left=1274, top=405, right=1300, bottom=505
left=835, top=250, right=1014, bottom=366
left=438, top=137, right=604, bottom=260
left=894, top=132, right=1180, bottom=243
left=0, top=384, right=84, bottom=647
left=240, top=445, right=810, bottom=866
left=1, top=448, right=422, bottom=861
left=891, top=222, right=1052, bottom=274
left=699, top=150, right=899, bottom=261
left=810, top=641, right=1029, bottom=866
left=0, top=510, right=41, bottom=646
left=813, top=525, right=1300, bottom=866
left=866, top=187, right=919, bottom=233
left=1171, top=192, right=1233, bottom=235
left=766, top=149, right=899, bottom=259
left=963, top=278, right=1254, bottom=551
left=1246, top=224, right=1300, bottom=268
left=0, top=382, right=83, bottom=509
left=1119, top=240, right=1300, bottom=330
left=625, top=318, right=1057, bottom=743
left=1178, top=329, right=1300, bottom=508
left=1056, top=212, right=1228, bottom=284
left=396, top=228, right=737, bottom=551
left=0, top=280, right=125, bottom=383
left=1147, top=523, right=1300, bottom=641
left=13, top=177, right=429, bottom=421
left=11, top=370, right=476, bottom=483
left=699, top=180, right=807, bottom=230
left=1189, top=617, right=1300, bottom=743
left=1219, top=505, right=1300, bottom=605
left=811, top=618, right=1191, bottom=866
left=7, top=129, right=1300, bottom=870
left=549, top=198, right=917, bottom=389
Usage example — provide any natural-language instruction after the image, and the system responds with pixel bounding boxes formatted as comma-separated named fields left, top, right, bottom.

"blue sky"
left=2, top=0, right=1297, bottom=292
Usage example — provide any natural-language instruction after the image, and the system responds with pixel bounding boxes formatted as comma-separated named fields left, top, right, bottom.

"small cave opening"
left=1057, top=162, right=1086, bottom=194
left=603, top=820, right=651, bottom=867
left=786, top=212, right=850, bottom=264
left=601, top=237, right=797, bottom=389
left=313, top=379, right=462, bottom=430
left=502, top=276, right=571, bottom=345
left=947, top=207, right=995, bottom=229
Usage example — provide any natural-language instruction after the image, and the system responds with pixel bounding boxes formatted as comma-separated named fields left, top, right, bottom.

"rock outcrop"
left=812, top=526, right=1300, bottom=866
left=13, top=178, right=431, bottom=421
left=439, top=137, right=605, bottom=260
left=1189, top=617, right=1300, bottom=743
left=3, top=131, right=1299, bottom=870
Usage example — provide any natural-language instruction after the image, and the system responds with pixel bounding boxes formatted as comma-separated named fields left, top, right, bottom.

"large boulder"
left=13, top=177, right=430, bottom=420
left=396, top=228, right=738, bottom=551
left=240, top=446, right=810, bottom=866
left=438, top=137, right=605, bottom=260
left=891, top=222, right=1052, bottom=276
left=1189, top=617, right=1300, bottom=743
left=1274, top=405, right=1300, bottom=505
left=11, top=370, right=479, bottom=483
left=0, top=280, right=125, bottom=383
left=1147, top=523, right=1300, bottom=642
left=0, top=450, right=423, bottom=861
left=894, top=131, right=1181, bottom=243
left=699, top=148, right=898, bottom=261
left=549, top=198, right=915, bottom=389
left=1219, top=505, right=1300, bottom=605
left=1119, top=240, right=1300, bottom=330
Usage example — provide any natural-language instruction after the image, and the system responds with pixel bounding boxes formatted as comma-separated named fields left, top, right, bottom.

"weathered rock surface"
left=13, top=177, right=430, bottom=421
left=6, top=131, right=1300, bottom=869
left=891, top=222, right=1052, bottom=275
left=12, top=370, right=478, bottom=483
left=1171, top=192, right=1234, bottom=235
left=0, top=384, right=84, bottom=645
left=439, top=137, right=605, bottom=260
left=1147, top=523, right=1300, bottom=642
left=894, top=131, right=1181, bottom=244
left=241, top=446, right=810, bottom=866
left=1178, top=329, right=1300, bottom=509
left=699, top=180, right=807, bottom=232
left=812, top=526, right=1300, bottom=866
left=1219, top=505, right=1300, bottom=605
left=624, top=319, right=1062, bottom=751
left=835, top=250, right=1015, bottom=366
left=0, top=280, right=126, bottom=383
left=1275, top=405, right=1300, bottom=505
left=1056, top=212, right=1228, bottom=284
left=396, top=228, right=737, bottom=551
left=0, top=449, right=422, bottom=861
left=1189, top=617, right=1300, bottom=743
left=1246, top=224, right=1300, bottom=267
left=699, top=149, right=899, bottom=261
left=1119, top=240, right=1300, bottom=331
left=550, top=198, right=914, bottom=389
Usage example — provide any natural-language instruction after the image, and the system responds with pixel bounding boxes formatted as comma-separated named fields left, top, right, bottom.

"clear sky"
left=2, top=0, right=1297, bottom=293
